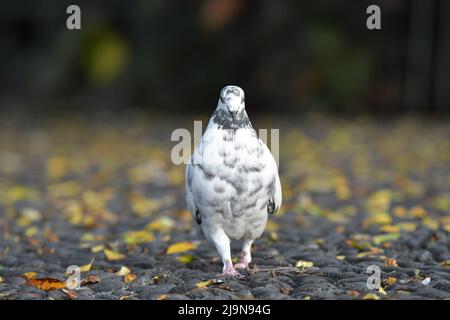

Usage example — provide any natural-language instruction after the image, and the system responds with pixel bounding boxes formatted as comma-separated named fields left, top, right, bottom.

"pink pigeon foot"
left=234, top=252, right=250, bottom=270
left=220, top=261, right=245, bottom=279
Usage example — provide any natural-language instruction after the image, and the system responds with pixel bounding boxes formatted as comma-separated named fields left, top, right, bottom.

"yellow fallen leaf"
left=408, top=205, right=427, bottom=218
left=440, top=260, right=450, bottom=267
left=176, top=255, right=196, bottom=264
left=115, top=266, right=131, bottom=276
left=295, top=260, right=314, bottom=270
left=266, top=220, right=280, bottom=232
left=195, top=279, right=224, bottom=288
left=91, top=244, right=105, bottom=253
left=104, top=249, right=125, bottom=261
left=384, top=277, right=397, bottom=285
left=146, top=217, right=175, bottom=233
left=380, top=225, right=400, bottom=233
left=422, top=218, right=439, bottom=230
left=372, top=233, right=400, bottom=245
left=336, top=255, right=346, bottom=260
left=0, top=276, right=4, bottom=283
left=156, top=294, right=169, bottom=300
left=123, top=230, right=154, bottom=245
left=124, top=273, right=137, bottom=284
left=25, top=226, right=38, bottom=238
left=80, top=257, right=95, bottom=272
left=269, top=231, right=278, bottom=241
left=364, top=213, right=392, bottom=226
left=47, top=156, right=69, bottom=179
left=166, top=242, right=198, bottom=254
left=363, top=293, right=380, bottom=300
left=378, top=287, right=387, bottom=295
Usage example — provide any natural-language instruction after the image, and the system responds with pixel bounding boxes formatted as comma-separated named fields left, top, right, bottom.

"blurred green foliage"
left=0, top=0, right=447, bottom=114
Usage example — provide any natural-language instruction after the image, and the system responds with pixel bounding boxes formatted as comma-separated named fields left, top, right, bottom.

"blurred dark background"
left=0, top=0, right=449, bottom=116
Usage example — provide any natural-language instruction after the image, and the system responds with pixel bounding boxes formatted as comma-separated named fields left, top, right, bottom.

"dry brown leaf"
left=81, top=275, right=100, bottom=286
left=385, top=258, right=398, bottom=267
left=62, top=288, right=78, bottom=299
left=346, top=290, right=360, bottom=297
left=27, top=277, right=66, bottom=291
left=124, top=273, right=137, bottom=284
left=22, top=272, right=37, bottom=280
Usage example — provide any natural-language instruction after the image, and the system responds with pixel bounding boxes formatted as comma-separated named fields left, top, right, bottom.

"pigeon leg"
left=234, top=239, right=254, bottom=270
left=210, top=228, right=244, bottom=278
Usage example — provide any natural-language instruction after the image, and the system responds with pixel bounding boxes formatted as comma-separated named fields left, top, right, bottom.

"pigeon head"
left=218, top=85, right=245, bottom=118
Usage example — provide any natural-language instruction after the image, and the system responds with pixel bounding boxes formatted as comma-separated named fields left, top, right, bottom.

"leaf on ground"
left=62, top=288, right=78, bottom=299
left=378, top=287, right=387, bottom=295
left=383, top=277, right=397, bottom=286
left=0, top=276, right=4, bottom=283
left=346, top=290, right=360, bottom=297
left=384, top=258, right=398, bottom=267
left=362, top=293, right=380, bottom=300
left=346, top=239, right=371, bottom=251
left=81, top=275, right=100, bottom=286
left=91, top=244, right=105, bottom=253
left=295, top=260, right=314, bottom=270
left=176, top=254, right=196, bottom=264
left=266, top=220, right=280, bottom=232
left=372, top=233, right=400, bottom=245
left=124, top=273, right=137, bottom=284
left=146, top=217, right=175, bottom=233
left=336, top=255, right=346, bottom=260
left=364, top=213, right=392, bottom=226
left=440, top=260, right=450, bottom=267
left=166, top=242, right=198, bottom=254
left=195, top=279, right=224, bottom=288
left=115, top=266, right=131, bottom=276
left=80, top=257, right=95, bottom=272
left=123, top=230, right=154, bottom=245
left=104, top=249, right=125, bottom=261
left=27, top=278, right=66, bottom=291
left=22, top=272, right=37, bottom=280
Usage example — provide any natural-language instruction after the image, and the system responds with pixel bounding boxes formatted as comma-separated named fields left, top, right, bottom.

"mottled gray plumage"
left=185, top=85, right=282, bottom=276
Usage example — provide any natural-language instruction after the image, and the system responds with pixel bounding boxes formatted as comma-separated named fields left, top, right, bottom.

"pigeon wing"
left=260, top=141, right=282, bottom=214
left=185, top=161, right=201, bottom=224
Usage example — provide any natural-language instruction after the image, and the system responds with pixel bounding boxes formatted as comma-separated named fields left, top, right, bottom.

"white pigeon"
left=185, top=85, right=282, bottom=277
